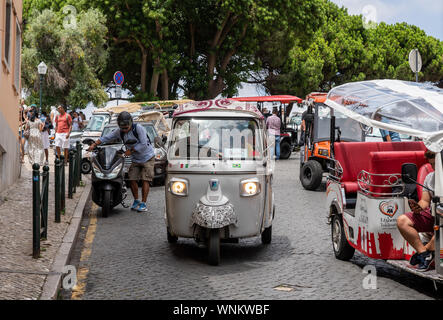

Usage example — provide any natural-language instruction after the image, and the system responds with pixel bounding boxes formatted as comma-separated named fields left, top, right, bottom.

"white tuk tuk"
left=165, top=99, right=275, bottom=265
left=325, top=80, right=443, bottom=284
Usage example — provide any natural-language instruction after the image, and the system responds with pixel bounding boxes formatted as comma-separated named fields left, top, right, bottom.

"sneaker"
left=131, top=199, right=141, bottom=211
left=137, top=202, right=148, bottom=212
left=416, top=251, right=434, bottom=272
left=409, top=252, right=421, bottom=266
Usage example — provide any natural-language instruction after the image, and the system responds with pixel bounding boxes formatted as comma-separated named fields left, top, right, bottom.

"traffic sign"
left=113, top=71, right=124, bottom=86
left=408, top=49, right=422, bottom=74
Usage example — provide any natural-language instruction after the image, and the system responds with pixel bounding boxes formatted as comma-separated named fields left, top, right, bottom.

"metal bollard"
left=60, top=155, right=66, bottom=213
left=72, top=149, right=77, bottom=193
left=32, top=163, right=40, bottom=259
left=68, top=150, right=74, bottom=199
left=76, top=141, right=82, bottom=185
left=54, top=158, right=61, bottom=223
left=41, top=165, right=49, bottom=240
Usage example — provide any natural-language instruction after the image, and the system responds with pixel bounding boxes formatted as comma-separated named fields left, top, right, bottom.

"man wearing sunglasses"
left=397, top=150, right=436, bottom=271
left=88, top=111, right=155, bottom=212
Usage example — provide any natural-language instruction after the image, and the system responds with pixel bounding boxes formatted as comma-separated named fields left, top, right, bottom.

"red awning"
left=230, top=95, right=302, bottom=104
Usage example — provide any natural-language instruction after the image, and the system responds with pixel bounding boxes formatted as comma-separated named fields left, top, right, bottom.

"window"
left=4, top=1, right=12, bottom=67
left=14, top=19, right=21, bottom=91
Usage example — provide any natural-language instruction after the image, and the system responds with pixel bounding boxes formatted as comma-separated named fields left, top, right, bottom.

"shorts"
left=42, top=131, right=49, bottom=149
left=128, top=157, right=155, bottom=182
left=55, top=132, right=70, bottom=149
left=404, top=207, right=434, bottom=233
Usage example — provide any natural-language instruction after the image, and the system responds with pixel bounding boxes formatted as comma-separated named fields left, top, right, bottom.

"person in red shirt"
left=54, top=105, right=72, bottom=165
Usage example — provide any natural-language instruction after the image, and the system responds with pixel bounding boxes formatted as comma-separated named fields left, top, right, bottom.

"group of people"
left=19, top=99, right=82, bottom=167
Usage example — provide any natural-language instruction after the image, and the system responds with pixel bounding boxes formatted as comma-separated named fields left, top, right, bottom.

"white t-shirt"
left=424, top=172, right=435, bottom=198
left=50, top=109, right=59, bottom=127
left=72, top=117, right=82, bottom=131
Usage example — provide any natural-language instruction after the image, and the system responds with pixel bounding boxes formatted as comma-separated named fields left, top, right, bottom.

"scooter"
left=83, top=138, right=136, bottom=217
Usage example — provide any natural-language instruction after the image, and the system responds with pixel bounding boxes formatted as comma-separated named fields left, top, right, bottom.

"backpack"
left=120, top=123, right=152, bottom=145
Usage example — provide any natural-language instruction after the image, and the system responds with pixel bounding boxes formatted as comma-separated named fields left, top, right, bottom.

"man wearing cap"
left=87, top=111, right=155, bottom=212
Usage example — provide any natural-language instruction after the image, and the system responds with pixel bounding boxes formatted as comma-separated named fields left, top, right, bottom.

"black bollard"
left=68, top=150, right=74, bottom=199
left=32, top=163, right=40, bottom=259
left=60, top=155, right=65, bottom=213
left=54, top=158, right=61, bottom=223
left=41, top=165, right=49, bottom=240
left=76, top=141, right=82, bottom=185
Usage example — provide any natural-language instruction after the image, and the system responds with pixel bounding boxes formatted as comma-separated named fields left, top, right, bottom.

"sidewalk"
left=0, top=148, right=90, bottom=299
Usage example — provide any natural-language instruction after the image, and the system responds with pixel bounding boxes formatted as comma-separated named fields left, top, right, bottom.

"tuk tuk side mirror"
left=401, top=163, right=418, bottom=184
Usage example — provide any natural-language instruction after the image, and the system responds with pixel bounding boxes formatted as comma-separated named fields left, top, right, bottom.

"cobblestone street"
left=63, top=152, right=442, bottom=300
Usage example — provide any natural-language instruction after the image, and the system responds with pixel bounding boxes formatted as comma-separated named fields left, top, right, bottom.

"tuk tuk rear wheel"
left=331, top=215, right=354, bottom=261
left=208, top=229, right=220, bottom=266
left=301, top=160, right=323, bottom=190
left=261, top=226, right=272, bottom=244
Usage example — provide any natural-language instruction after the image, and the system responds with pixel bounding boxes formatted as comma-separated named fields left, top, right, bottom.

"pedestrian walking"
left=54, top=105, right=72, bottom=165
left=87, top=111, right=155, bottom=212
left=40, top=112, right=51, bottom=165
left=25, top=109, right=45, bottom=166
left=72, top=111, right=83, bottom=131
left=266, top=108, right=281, bottom=160
left=19, top=99, right=27, bottom=163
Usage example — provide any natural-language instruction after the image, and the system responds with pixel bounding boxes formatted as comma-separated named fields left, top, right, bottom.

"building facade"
left=0, top=0, right=22, bottom=192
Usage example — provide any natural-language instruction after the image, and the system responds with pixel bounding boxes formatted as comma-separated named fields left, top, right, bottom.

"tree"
left=21, top=8, right=109, bottom=111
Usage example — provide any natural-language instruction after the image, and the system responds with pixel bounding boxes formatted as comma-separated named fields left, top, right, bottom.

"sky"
left=330, top=0, right=443, bottom=40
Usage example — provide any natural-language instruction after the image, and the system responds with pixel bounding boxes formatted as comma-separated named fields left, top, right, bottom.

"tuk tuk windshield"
left=169, top=118, right=262, bottom=160
left=315, top=104, right=363, bottom=142
left=85, top=114, right=110, bottom=132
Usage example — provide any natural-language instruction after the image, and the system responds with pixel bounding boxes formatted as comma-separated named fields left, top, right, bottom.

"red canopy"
left=230, top=95, right=302, bottom=104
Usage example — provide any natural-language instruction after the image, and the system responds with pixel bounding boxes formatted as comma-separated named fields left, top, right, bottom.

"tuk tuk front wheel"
left=331, top=214, right=354, bottom=261
left=167, top=227, right=178, bottom=243
left=301, top=160, right=323, bottom=190
left=208, top=229, right=220, bottom=266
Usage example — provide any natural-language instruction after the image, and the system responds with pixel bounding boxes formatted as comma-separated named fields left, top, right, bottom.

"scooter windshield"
left=169, top=118, right=262, bottom=160
left=97, top=146, right=119, bottom=169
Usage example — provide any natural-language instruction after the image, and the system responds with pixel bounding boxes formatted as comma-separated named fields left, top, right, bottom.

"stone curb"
left=39, top=180, right=92, bottom=300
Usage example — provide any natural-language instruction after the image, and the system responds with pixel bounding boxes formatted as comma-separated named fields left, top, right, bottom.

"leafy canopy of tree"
left=23, top=0, right=443, bottom=102
left=21, top=5, right=109, bottom=111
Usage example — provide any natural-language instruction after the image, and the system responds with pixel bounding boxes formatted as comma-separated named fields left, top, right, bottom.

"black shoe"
left=409, top=252, right=421, bottom=266
left=416, top=251, right=434, bottom=272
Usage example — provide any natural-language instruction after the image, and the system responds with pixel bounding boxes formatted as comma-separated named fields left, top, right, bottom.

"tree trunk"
left=161, top=69, right=169, bottom=100
left=141, top=51, right=148, bottom=92
left=150, top=57, right=161, bottom=96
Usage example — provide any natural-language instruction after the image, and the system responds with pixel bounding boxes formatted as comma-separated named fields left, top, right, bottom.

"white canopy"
left=324, top=80, right=443, bottom=152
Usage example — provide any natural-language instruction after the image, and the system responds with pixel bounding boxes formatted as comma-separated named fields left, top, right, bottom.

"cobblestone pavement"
left=63, top=152, right=442, bottom=300
left=0, top=150, right=85, bottom=300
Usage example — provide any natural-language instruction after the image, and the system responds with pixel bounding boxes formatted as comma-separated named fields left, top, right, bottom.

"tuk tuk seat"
left=333, top=141, right=426, bottom=196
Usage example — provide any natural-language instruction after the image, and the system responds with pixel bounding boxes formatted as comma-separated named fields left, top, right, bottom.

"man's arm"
left=66, top=115, right=73, bottom=138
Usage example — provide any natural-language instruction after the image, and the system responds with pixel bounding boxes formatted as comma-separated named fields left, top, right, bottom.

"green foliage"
left=261, top=1, right=443, bottom=97
left=21, top=8, right=109, bottom=111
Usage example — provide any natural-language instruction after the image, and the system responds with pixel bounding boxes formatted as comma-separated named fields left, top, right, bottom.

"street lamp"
left=37, top=62, right=47, bottom=114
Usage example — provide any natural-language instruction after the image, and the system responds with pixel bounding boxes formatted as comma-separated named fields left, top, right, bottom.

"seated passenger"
left=397, top=150, right=436, bottom=271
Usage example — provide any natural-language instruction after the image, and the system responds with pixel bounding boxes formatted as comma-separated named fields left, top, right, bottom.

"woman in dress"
left=25, top=109, right=45, bottom=166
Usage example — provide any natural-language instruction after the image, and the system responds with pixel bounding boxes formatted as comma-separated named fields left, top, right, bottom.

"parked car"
left=100, top=121, right=167, bottom=185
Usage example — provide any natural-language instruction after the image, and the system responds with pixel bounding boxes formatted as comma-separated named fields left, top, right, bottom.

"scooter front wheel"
left=102, top=190, right=112, bottom=218
left=208, top=229, right=220, bottom=266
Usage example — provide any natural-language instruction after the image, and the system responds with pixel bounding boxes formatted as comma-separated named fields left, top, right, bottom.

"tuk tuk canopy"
left=96, top=99, right=194, bottom=114
left=324, top=80, right=443, bottom=153
left=230, top=95, right=302, bottom=104
left=135, top=111, right=171, bottom=137
left=173, top=99, right=264, bottom=119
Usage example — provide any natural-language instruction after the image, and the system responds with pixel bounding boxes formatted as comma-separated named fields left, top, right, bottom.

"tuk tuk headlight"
left=240, top=178, right=261, bottom=197
left=318, top=148, right=329, bottom=157
left=169, top=179, right=188, bottom=196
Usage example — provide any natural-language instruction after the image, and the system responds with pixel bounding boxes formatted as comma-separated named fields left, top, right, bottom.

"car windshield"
left=85, top=114, right=110, bottom=132
left=169, top=118, right=262, bottom=160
